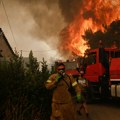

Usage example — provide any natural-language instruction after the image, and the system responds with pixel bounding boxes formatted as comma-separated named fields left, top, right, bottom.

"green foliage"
left=26, top=51, right=39, bottom=74
left=84, top=20, right=120, bottom=49
left=26, top=51, right=40, bottom=87
left=40, top=58, right=50, bottom=84
left=0, top=51, right=52, bottom=120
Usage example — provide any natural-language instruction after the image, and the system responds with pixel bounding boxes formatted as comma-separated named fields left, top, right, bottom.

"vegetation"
left=84, top=20, right=120, bottom=49
left=1, top=19, right=119, bottom=120
left=0, top=51, right=54, bottom=120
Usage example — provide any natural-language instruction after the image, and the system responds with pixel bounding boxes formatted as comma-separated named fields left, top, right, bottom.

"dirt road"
left=76, top=100, right=120, bottom=120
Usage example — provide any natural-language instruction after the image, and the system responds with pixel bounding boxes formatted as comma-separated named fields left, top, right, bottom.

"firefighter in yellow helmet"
left=45, top=62, right=82, bottom=120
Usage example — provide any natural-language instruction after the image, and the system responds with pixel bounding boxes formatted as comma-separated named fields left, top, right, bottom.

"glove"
left=56, top=74, right=62, bottom=82
left=76, top=94, right=82, bottom=103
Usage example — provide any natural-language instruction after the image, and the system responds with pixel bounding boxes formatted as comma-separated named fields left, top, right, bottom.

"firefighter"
left=45, top=62, right=81, bottom=120
left=76, top=71, right=89, bottom=117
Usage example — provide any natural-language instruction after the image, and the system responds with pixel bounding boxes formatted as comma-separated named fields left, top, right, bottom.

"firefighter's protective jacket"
left=45, top=73, right=81, bottom=104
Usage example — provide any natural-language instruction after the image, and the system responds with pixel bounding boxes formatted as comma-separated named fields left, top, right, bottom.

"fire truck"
left=55, top=46, right=120, bottom=100
left=54, top=60, right=80, bottom=79
left=82, top=47, right=120, bottom=100
left=63, top=60, right=80, bottom=77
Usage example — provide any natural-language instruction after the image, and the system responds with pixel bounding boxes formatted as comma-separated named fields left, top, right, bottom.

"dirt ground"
left=76, top=100, right=120, bottom=120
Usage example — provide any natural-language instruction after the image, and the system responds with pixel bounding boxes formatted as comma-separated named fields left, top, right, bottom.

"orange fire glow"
left=60, top=0, right=120, bottom=57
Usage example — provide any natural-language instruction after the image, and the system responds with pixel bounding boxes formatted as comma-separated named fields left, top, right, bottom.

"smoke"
left=58, top=0, right=83, bottom=23
left=59, top=0, right=120, bottom=24
left=16, top=0, right=65, bottom=49
left=16, top=0, right=80, bottom=59
left=14, top=0, right=120, bottom=59
left=58, top=0, right=120, bottom=57
left=16, top=0, right=84, bottom=54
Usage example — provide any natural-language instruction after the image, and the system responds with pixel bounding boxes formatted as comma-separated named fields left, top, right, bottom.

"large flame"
left=60, top=0, right=120, bottom=57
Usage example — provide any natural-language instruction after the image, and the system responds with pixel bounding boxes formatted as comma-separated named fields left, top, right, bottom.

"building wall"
left=0, top=28, right=14, bottom=59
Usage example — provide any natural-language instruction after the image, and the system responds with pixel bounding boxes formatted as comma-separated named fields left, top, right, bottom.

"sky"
left=1, top=0, right=119, bottom=66
left=0, top=0, right=66, bottom=66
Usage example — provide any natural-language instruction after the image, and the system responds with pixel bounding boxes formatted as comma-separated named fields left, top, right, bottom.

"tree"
left=39, top=58, right=52, bottom=120
left=40, top=58, right=50, bottom=83
left=0, top=50, right=52, bottom=120
left=84, top=20, right=120, bottom=49
left=26, top=50, right=40, bottom=86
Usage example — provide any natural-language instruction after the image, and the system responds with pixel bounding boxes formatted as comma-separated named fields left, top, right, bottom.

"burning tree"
left=84, top=20, right=120, bottom=49
left=59, top=0, right=120, bottom=57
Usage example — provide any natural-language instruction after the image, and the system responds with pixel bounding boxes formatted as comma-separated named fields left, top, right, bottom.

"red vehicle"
left=83, top=47, right=120, bottom=100
left=63, top=60, right=80, bottom=77
left=54, top=59, right=81, bottom=79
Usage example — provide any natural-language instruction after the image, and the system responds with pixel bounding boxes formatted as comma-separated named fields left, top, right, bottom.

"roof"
left=0, top=28, right=15, bottom=58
